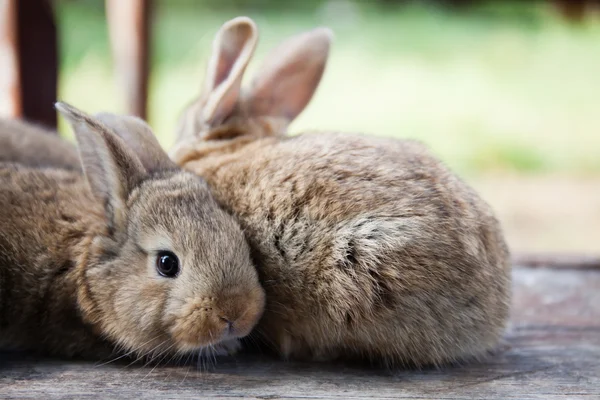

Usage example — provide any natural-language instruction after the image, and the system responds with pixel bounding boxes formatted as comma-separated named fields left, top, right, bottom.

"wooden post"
left=106, top=0, right=152, bottom=120
left=553, top=0, right=588, bottom=22
left=15, top=0, right=58, bottom=129
left=0, top=0, right=22, bottom=119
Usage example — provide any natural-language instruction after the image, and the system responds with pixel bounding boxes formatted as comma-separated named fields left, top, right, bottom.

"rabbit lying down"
left=0, top=118, right=81, bottom=171
left=0, top=102, right=265, bottom=360
left=170, top=17, right=512, bottom=367
left=0, top=18, right=511, bottom=368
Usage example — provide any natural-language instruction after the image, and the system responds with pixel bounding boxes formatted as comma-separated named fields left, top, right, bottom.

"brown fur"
left=0, top=102, right=265, bottom=360
left=0, top=118, right=81, bottom=171
left=169, top=17, right=511, bottom=366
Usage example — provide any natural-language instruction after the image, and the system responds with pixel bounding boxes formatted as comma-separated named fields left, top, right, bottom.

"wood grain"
left=513, top=253, right=600, bottom=270
left=1, top=266, right=598, bottom=399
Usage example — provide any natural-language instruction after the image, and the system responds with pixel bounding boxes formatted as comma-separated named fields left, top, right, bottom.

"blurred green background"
left=55, top=0, right=600, bottom=253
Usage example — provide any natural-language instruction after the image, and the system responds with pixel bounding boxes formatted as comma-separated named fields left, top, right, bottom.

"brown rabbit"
left=0, top=118, right=81, bottom=171
left=170, top=17, right=511, bottom=366
left=0, top=102, right=265, bottom=360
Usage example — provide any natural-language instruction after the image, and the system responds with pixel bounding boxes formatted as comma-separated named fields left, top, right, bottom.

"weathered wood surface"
left=1, top=265, right=598, bottom=399
left=513, top=253, right=600, bottom=270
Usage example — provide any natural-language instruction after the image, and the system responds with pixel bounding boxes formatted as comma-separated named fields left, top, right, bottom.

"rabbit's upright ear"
left=94, top=112, right=177, bottom=173
left=56, top=102, right=147, bottom=234
left=201, top=16, right=258, bottom=126
left=245, top=27, right=333, bottom=125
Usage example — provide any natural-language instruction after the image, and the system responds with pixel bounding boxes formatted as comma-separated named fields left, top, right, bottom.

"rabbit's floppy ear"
left=94, top=112, right=177, bottom=173
left=246, top=27, right=332, bottom=124
left=201, top=16, right=258, bottom=126
left=56, top=102, right=146, bottom=234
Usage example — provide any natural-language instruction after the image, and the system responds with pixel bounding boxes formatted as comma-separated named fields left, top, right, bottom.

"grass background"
left=56, top=0, right=600, bottom=178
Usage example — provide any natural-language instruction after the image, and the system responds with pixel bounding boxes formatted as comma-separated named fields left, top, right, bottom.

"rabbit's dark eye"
left=156, top=251, right=179, bottom=278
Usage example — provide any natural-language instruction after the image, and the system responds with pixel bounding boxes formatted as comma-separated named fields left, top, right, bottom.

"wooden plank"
left=0, top=266, right=598, bottom=399
left=513, top=253, right=600, bottom=270
left=0, top=0, right=21, bottom=119
left=105, top=0, right=152, bottom=120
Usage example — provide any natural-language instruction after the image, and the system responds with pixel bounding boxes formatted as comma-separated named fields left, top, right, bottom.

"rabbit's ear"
left=56, top=102, right=146, bottom=233
left=201, top=16, right=258, bottom=126
left=246, top=27, right=332, bottom=124
left=94, top=112, right=177, bottom=173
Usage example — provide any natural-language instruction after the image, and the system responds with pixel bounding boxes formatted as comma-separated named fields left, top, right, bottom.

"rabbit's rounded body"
left=170, top=17, right=511, bottom=366
left=0, top=118, right=81, bottom=171
left=0, top=163, right=109, bottom=357
left=0, top=104, right=265, bottom=360
left=180, top=132, right=510, bottom=365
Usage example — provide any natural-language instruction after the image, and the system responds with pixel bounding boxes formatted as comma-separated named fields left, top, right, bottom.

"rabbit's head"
left=56, top=103, right=265, bottom=357
left=170, top=17, right=332, bottom=164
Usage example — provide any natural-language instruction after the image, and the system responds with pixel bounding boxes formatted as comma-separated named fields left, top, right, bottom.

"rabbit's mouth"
left=165, top=291, right=265, bottom=353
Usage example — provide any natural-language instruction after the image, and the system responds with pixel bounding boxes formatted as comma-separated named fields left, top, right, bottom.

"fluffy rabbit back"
left=182, top=132, right=510, bottom=365
left=0, top=163, right=106, bottom=355
left=171, top=17, right=511, bottom=366
left=0, top=118, right=80, bottom=170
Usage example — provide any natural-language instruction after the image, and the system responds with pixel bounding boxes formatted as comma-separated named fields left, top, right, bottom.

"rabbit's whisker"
left=95, top=335, right=161, bottom=367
